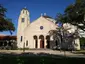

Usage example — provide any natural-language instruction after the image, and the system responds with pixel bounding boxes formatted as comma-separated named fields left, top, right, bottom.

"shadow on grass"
left=0, top=52, right=85, bottom=64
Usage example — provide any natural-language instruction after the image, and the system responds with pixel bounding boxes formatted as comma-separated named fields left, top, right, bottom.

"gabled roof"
left=42, top=15, right=56, bottom=23
left=43, top=15, right=52, bottom=19
left=24, top=16, right=57, bottom=32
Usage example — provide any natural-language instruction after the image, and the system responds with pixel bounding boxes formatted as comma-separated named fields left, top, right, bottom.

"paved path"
left=0, top=49, right=85, bottom=58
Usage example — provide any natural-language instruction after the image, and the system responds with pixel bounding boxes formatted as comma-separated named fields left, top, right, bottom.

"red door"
left=40, top=40, right=44, bottom=48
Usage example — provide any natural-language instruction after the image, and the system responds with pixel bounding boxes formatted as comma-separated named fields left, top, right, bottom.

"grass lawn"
left=0, top=52, right=84, bottom=64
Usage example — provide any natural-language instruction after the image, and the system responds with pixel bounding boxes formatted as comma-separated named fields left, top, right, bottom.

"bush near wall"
left=80, top=37, right=85, bottom=46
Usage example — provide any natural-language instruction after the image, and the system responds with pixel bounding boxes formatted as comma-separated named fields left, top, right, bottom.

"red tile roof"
left=43, top=15, right=52, bottom=18
left=0, top=35, right=17, bottom=40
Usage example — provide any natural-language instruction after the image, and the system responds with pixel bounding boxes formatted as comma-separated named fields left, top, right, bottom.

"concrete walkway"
left=0, top=49, right=85, bottom=58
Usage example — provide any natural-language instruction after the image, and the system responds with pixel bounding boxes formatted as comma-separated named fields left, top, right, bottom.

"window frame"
left=21, top=18, right=25, bottom=22
left=26, top=40, right=28, bottom=46
left=21, top=36, right=23, bottom=42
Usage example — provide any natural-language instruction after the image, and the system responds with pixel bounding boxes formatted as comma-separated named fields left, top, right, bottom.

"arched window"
left=33, top=35, right=37, bottom=40
left=46, top=35, right=50, bottom=40
left=39, top=35, right=44, bottom=39
left=26, top=40, right=28, bottom=46
left=21, top=36, right=23, bottom=42
left=22, top=18, right=25, bottom=22
left=23, top=10, right=24, bottom=13
left=26, top=11, right=27, bottom=14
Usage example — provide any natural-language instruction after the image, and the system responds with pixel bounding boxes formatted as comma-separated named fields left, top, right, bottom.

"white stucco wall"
left=17, top=9, right=30, bottom=48
left=24, top=16, right=57, bottom=48
left=17, top=9, right=57, bottom=48
left=17, top=9, right=80, bottom=50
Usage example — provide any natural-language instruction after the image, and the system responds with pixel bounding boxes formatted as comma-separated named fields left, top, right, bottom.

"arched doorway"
left=46, top=35, right=50, bottom=48
left=33, top=35, right=38, bottom=48
left=39, top=35, right=44, bottom=48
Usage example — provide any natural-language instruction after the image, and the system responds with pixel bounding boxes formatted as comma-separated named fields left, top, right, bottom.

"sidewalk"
left=0, top=49, right=85, bottom=58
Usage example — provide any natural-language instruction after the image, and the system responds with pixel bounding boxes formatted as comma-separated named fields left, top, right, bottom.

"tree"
left=0, top=4, right=15, bottom=34
left=80, top=37, right=85, bottom=46
left=56, top=0, right=85, bottom=31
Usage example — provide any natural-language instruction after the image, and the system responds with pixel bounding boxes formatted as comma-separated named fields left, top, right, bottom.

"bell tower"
left=17, top=7, right=30, bottom=48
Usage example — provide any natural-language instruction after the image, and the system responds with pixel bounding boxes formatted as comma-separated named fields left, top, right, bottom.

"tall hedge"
left=80, top=37, right=85, bottom=46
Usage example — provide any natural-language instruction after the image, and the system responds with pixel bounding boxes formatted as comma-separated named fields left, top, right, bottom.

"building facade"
left=17, top=8, right=57, bottom=49
left=17, top=8, right=80, bottom=50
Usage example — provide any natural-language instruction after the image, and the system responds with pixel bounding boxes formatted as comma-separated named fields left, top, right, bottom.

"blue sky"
left=0, top=0, right=75, bottom=35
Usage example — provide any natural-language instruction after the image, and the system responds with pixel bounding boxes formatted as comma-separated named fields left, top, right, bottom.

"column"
left=7, top=40, right=9, bottom=46
left=74, top=38, right=80, bottom=50
left=38, top=39, right=40, bottom=48
left=33, top=39, right=35, bottom=48
left=44, top=39, right=47, bottom=49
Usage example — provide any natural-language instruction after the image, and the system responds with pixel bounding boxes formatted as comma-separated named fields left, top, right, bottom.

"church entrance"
left=39, top=35, right=44, bottom=48
left=33, top=35, right=38, bottom=48
left=40, top=39, right=44, bottom=48
left=46, top=35, right=50, bottom=48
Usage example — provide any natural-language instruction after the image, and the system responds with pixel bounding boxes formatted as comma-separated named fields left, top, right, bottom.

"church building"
left=17, top=8, right=80, bottom=50
left=17, top=8, right=57, bottom=49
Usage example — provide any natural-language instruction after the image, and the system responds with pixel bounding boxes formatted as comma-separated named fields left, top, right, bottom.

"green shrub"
left=80, top=37, right=85, bottom=46
left=17, top=48, right=29, bottom=50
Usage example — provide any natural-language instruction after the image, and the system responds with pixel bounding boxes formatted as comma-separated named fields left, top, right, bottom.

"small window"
left=40, top=26, right=43, bottom=30
left=22, top=18, right=25, bottom=22
left=26, top=40, right=28, bottom=46
left=21, top=36, right=23, bottom=42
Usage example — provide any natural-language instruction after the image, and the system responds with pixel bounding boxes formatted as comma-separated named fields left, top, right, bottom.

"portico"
left=33, top=35, right=50, bottom=49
